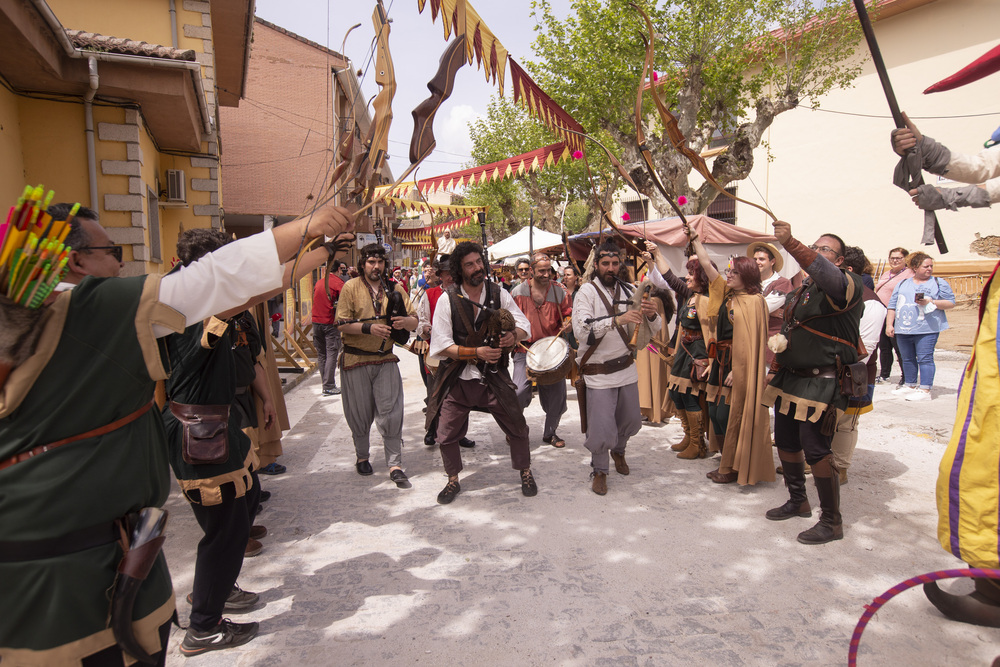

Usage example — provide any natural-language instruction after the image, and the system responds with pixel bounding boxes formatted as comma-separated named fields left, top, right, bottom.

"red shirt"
left=312, top=273, right=345, bottom=324
left=511, top=281, right=572, bottom=343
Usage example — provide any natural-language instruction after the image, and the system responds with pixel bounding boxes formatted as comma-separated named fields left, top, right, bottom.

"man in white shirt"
left=831, top=247, right=887, bottom=485
left=572, top=241, right=660, bottom=495
left=437, top=229, right=456, bottom=254
left=427, top=242, right=533, bottom=504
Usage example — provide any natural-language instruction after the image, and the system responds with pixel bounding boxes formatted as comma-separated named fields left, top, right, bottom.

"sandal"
left=259, top=462, right=287, bottom=475
left=543, top=434, right=566, bottom=449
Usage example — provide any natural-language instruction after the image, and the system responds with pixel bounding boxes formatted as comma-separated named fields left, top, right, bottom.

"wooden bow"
left=630, top=3, right=776, bottom=223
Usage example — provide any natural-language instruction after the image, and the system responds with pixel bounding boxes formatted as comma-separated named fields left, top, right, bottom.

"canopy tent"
left=561, top=215, right=800, bottom=279
left=487, top=226, right=564, bottom=261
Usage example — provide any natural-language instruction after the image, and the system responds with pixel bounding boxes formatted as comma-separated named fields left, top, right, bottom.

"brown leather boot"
left=671, top=410, right=690, bottom=451
left=591, top=470, right=608, bottom=495
left=766, top=450, right=812, bottom=520
left=797, top=455, right=843, bottom=544
left=610, top=450, right=629, bottom=475
left=677, top=411, right=708, bottom=459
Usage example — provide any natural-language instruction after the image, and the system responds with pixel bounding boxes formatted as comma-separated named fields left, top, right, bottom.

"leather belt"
left=786, top=364, right=838, bottom=379
left=581, top=353, right=633, bottom=376
left=0, top=401, right=154, bottom=472
left=343, top=344, right=390, bottom=356
left=0, top=514, right=135, bottom=562
left=680, top=330, right=703, bottom=343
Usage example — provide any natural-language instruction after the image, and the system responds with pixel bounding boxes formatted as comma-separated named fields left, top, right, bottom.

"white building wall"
left=734, top=0, right=1000, bottom=268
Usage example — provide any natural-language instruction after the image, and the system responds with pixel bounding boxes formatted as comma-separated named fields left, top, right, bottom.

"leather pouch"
left=169, top=401, right=230, bottom=465
left=840, top=361, right=868, bottom=398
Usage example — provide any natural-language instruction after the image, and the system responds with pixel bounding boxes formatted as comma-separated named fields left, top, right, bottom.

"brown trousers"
left=437, top=378, right=530, bottom=477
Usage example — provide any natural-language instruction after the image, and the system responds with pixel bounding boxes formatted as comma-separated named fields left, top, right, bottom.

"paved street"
left=161, top=347, right=999, bottom=666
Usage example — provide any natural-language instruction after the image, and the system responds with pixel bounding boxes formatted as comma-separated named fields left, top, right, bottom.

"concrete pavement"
left=160, top=349, right=999, bottom=666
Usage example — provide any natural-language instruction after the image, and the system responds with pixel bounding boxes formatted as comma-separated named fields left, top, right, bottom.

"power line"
left=797, top=104, right=1000, bottom=120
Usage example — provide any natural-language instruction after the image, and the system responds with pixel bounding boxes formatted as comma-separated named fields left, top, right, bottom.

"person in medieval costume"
left=572, top=241, right=660, bottom=495
left=680, top=230, right=773, bottom=486
left=761, top=222, right=864, bottom=546
left=336, top=243, right=418, bottom=489
left=0, top=202, right=353, bottom=663
left=426, top=241, right=535, bottom=504
left=889, top=42, right=1000, bottom=626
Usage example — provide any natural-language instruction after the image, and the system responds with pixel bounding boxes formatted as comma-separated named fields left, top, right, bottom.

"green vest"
left=771, top=271, right=864, bottom=412
left=0, top=276, right=174, bottom=654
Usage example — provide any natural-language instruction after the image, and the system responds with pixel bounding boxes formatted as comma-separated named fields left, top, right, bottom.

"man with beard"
left=336, top=244, right=417, bottom=489
left=512, top=253, right=573, bottom=448
left=419, top=255, right=475, bottom=449
left=572, top=241, right=660, bottom=495
left=426, top=242, right=533, bottom=504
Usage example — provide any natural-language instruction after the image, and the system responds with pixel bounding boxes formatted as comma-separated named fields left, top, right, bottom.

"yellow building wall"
left=0, top=84, right=25, bottom=205
left=47, top=0, right=181, bottom=50
left=17, top=98, right=90, bottom=208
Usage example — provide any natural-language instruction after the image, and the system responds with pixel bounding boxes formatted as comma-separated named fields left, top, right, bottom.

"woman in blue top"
left=886, top=252, right=956, bottom=401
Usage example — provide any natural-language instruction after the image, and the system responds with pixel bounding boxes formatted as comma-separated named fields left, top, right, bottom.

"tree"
left=529, top=0, right=864, bottom=218
left=463, top=96, right=613, bottom=239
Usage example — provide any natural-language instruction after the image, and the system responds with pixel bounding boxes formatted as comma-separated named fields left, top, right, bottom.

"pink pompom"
left=677, top=196, right=688, bottom=206
left=621, top=212, right=631, bottom=222
left=572, top=150, right=583, bottom=159
left=652, top=71, right=659, bottom=82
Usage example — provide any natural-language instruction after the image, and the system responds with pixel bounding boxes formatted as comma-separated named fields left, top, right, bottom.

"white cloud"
left=435, top=104, right=483, bottom=161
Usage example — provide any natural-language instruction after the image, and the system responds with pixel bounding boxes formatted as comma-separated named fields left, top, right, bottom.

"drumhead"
left=526, top=336, right=569, bottom=372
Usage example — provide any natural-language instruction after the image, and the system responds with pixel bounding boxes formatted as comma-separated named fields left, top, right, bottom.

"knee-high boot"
left=677, top=411, right=708, bottom=459
left=766, top=450, right=811, bottom=520
left=796, top=455, right=843, bottom=544
left=671, top=410, right=690, bottom=451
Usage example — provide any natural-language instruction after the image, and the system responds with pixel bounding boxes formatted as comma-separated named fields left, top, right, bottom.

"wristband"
left=362, top=323, right=373, bottom=335
left=457, top=346, right=478, bottom=361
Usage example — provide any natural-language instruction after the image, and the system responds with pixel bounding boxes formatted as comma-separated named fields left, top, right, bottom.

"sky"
left=253, top=0, right=573, bottom=182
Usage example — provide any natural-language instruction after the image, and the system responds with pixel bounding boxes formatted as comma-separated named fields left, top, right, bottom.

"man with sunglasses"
left=512, top=253, right=573, bottom=449
left=762, top=222, right=864, bottom=545
left=48, top=203, right=124, bottom=284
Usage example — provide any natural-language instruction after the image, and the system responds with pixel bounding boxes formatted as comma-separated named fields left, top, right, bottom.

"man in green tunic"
left=0, top=203, right=354, bottom=664
left=762, top=221, right=863, bottom=545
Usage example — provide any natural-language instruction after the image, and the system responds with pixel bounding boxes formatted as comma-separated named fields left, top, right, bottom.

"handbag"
left=169, top=401, right=230, bottom=465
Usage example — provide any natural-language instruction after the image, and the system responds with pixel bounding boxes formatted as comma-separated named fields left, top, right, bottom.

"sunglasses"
left=79, top=245, right=123, bottom=262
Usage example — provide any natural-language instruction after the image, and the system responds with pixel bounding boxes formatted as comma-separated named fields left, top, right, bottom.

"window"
left=147, top=187, right=162, bottom=262
left=624, top=199, right=648, bottom=223
left=706, top=185, right=737, bottom=225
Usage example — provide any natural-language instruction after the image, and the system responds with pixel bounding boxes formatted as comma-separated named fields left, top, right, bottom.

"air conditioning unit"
left=165, top=169, right=186, bottom=203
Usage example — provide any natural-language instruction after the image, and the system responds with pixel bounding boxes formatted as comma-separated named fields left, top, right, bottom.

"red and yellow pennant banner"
left=508, top=59, right=585, bottom=154
left=416, top=0, right=508, bottom=89
left=415, top=141, right=571, bottom=195
left=384, top=197, right=488, bottom=217
left=395, top=216, right=471, bottom=246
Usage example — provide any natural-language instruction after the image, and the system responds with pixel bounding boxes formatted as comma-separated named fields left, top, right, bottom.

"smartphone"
left=915, top=292, right=924, bottom=301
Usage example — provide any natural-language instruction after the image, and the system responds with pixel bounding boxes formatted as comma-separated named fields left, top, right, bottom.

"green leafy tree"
left=529, top=0, right=864, bottom=217
left=464, top=96, right=612, bottom=238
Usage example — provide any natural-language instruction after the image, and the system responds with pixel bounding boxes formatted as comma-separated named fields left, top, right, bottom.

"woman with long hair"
left=685, top=230, right=774, bottom=485
left=886, top=252, right=955, bottom=401
left=647, top=245, right=717, bottom=460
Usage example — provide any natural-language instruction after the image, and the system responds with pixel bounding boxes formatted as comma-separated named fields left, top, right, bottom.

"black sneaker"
left=520, top=468, right=538, bottom=497
left=389, top=469, right=412, bottom=489
left=459, top=437, right=476, bottom=448
left=437, top=479, right=461, bottom=504
left=179, top=619, right=258, bottom=656
left=185, top=584, right=259, bottom=613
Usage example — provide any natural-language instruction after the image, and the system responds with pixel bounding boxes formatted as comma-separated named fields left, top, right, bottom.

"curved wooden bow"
left=630, top=3, right=776, bottom=223
left=351, top=0, right=395, bottom=203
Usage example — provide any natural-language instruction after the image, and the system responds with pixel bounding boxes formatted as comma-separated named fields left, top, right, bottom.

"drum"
left=525, top=336, right=574, bottom=386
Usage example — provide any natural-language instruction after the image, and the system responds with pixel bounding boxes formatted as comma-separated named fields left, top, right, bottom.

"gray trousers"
left=513, top=351, right=567, bottom=440
left=584, top=382, right=641, bottom=474
left=341, top=362, right=404, bottom=468
left=313, top=323, right=342, bottom=391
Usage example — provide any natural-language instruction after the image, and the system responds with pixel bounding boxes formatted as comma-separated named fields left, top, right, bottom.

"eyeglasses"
left=79, top=245, right=123, bottom=262
left=888, top=256, right=904, bottom=262
left=517, top=267, right=531, bottom=273
left=808, top=244, right=838, bottom=255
